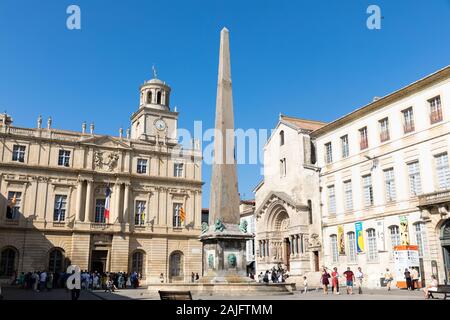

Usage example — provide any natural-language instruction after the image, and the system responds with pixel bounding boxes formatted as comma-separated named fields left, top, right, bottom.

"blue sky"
left=1, top=0, right=449, bottom=208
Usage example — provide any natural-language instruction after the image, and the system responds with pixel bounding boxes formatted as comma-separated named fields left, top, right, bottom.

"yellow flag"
left=180, top=206, right=186, bottom=223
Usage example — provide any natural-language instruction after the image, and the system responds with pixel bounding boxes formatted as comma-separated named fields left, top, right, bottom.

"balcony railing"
left=430, top=110, right=443, bottom=124
left=360, top=139, right=369, bottom=150
left=90, top=222, right=111, bottom=230
left=380, top=131, right=390, bottom=142
left=404, top=122, right=415, bottom=134
left=4, top=219, right=19, bottom=225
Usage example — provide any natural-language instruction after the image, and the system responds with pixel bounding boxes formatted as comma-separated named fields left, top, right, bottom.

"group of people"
left=9, top=270, right=143, bottom=293
left=258, top=265, right=290, bottom=284
left=320, top=267, right=364, bottom=295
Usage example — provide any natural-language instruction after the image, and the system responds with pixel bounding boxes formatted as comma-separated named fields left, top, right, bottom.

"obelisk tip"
left=221, top=27, right=229, bottom=33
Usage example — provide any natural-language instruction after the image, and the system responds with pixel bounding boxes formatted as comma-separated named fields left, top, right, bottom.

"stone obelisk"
left=200, top=28, right=252, bottom=283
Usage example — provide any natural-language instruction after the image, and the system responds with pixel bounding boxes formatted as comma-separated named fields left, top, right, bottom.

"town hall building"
left=0, top=74, right=203, bottom=284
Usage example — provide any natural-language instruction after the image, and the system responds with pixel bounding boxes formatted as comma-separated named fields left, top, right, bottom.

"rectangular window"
left=415, top=223, right=427, bottom=258
left=174, top=163, right=184, bottom=178
left=343, top=180, right=353, bottom=211
left=327, top=185, right=336, bottom=215
left=402, top=107, right=415, bottom=133
left=390, top=226, right=401, bottom=251
left=429, top=96, right=442, bottom=124
left=435, top=153, right=450, bottom=190
left=53, top=195, right=67, bottom=222
left=58, top=150, right=71, bottom=167
left=134, top=200, right=146, bottom=226
left=325, top=142, right=333, bottom=164
left=347, top=232, right=357, bottom=263
left=384, top=168, right=396, bottom=202
left=173, top=203, right=183, bottom=228
left=341, top=135, right=349, bottom=159
left=362, top=174, right=374, bottom=207
left=6, top=191, right=22, bottom=220
left=367, top=229, right=379, bottom=262
left=359, top=127, right=368, bottom=150
left=137, top=159, right=147, bottom=174
left=408, top=161, right=422, bottom=196
left=12, top=145, right=26, bottom=163
left=330, top=235, right=339, bottom=263
left=379, top=118, right=390, bottom=142
left=95, top=199, right=106, bottom=223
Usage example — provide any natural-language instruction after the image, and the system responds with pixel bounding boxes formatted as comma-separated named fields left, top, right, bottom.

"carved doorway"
left=284, top=238, right=291, bottom=271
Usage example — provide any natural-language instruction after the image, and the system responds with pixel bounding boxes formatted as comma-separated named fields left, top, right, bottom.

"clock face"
left=155, top=119, right=167, bottom=131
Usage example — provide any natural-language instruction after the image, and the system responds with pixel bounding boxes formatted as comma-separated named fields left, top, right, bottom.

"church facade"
left=0, top=75, right=203, bottom=284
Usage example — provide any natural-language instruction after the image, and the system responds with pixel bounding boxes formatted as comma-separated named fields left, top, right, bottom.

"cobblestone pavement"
left=1, top=287, right=102, bottom=300
left=1, top=286, right=430, bottom=300
left=90, top=287, right=427, bottom=301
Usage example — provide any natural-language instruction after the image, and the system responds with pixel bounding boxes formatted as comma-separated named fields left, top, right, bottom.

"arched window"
left=48, top=248, right=65, bottom=273
left=157, top=91, right=162, bottom=104
left=367, top=229, right=378, bottom=262
left=131, top=251, right=144, bottom=275
left=0, top=247, right=18, bottom=277
left=147, top=91, right=152, bottom=104
left=347, top=232, right=357, bottom=263
left=280, top=130, right=285, bottom=146
left=330, top=235, right=338, bottom=263
left=169, top=251, right=184, bottom=278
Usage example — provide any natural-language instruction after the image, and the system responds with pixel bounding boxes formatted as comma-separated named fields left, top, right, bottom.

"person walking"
left=303, top=276, right=308, bottom=294
left=195, top=273, right=200, bottom=282
left=39, top=271, right=47, bottom=292
left=320, top=268, right=331, bottom=294
left=404, top=268, right=413, bottom=291
left=331, top=267, right=340, bottom=295
left=191, top=272, right=195, bottom=283
left=411, top=268, right=420, bottom=290
left=384, top=268, right=393, bottom=291
left=343, top=267, right=355, bottom=295
left=46, top=272, right=53, bottom=291
left=159, top=273, right=164, bottom=283
left=355, top=267, right=364, bottom=294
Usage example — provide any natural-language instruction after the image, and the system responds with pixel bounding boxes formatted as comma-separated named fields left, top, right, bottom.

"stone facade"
left=254, top=116, right=326, bottom=284
left=257, top=65, right=450, bottom=288
left=313, top=66, right=450, bottom=288
left=0, top=75, right=203, bottom=284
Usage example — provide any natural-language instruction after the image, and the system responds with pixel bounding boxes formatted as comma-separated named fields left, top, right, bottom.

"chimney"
left=37, top=115, right=42, bottom=129
left=119, top=127, right=123, bottom=139
left=47, top=117, right=52, bottom=129
left=90, top=122, right=94, bottom=134
left=82, top=121, right=87, bottom=134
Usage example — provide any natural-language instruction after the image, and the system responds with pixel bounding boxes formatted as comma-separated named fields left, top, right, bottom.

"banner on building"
left=399, top=216, right=410, bottom=245
left=338, top=225, right=345, bottom=255
left=355, top=221, right=364, bottom=253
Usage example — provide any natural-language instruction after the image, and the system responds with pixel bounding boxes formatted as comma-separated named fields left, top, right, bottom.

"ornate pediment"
left=81, top=135, right=131, bottom=150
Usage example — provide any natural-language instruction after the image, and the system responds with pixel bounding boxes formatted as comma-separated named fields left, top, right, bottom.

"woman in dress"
left=321, top=268, right=331, bottom=294
left=331, top=267, right=340, bottom=295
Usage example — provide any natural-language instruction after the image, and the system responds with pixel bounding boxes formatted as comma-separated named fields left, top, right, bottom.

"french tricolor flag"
left=104, top=186, right=111, bottom=222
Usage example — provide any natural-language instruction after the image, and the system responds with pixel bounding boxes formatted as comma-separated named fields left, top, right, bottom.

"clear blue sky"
left=1, top=0, right=449, bottom=208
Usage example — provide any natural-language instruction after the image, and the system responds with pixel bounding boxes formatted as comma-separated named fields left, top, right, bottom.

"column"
left=266, top=240, right=270, bottom=258
left=289, top=237, right=294, bottom=255
left=123, top=183, right=130, bottom=224
left=114, top=183, right=122, bottom=223
left=300, top=234, right=304, bottom=255
left=75, top=180, right=83, bottom=222
left=293, top=235, right=298, bottom=256
left=84, top=180, right=93, bottom=223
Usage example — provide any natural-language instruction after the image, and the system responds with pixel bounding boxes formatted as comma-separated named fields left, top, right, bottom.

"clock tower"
left=130, top=71, right=178, bottom=142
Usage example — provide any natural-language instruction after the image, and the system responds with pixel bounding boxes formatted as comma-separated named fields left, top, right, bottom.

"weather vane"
left=152, top=65, right=158, bottom=79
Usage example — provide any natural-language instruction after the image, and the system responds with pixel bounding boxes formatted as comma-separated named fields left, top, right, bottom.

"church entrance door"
left=284, top=238, right=291, bottom=271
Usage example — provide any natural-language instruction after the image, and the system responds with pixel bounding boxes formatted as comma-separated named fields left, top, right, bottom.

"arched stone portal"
left=265, top=204, right=291, bottom=270
left=440, top=219, right=450, bottom=283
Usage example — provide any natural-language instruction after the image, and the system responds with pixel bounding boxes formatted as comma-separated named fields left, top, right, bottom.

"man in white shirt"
left=355, top=267, right=364, bottom=294
left=39, top=271, right=47, bottom=292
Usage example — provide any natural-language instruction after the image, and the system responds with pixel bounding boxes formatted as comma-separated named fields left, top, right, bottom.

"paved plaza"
left=1, top=286, right=429, bottom=301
